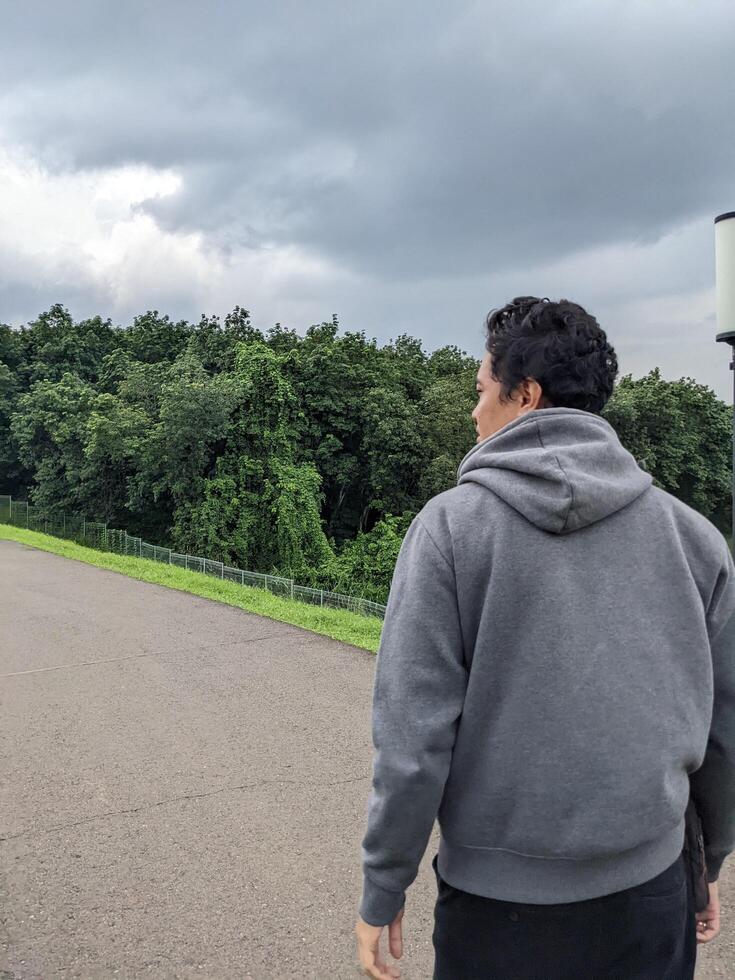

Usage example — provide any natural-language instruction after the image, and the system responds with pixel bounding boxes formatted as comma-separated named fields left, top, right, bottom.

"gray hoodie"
left=359, top=406, right=735, bottom=926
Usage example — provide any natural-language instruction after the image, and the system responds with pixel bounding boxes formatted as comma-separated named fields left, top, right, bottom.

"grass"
left=0, top=524, right=383, bottom=654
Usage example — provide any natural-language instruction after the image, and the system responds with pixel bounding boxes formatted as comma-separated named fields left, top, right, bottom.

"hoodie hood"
left=456, top=407, right=653, bottom=534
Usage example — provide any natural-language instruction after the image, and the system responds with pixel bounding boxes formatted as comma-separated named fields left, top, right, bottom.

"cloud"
left=0, top=0, right=733, bottom=398
left=0, top=145, right=358, bottom=330
left=2, top=2, right=733, bottom=277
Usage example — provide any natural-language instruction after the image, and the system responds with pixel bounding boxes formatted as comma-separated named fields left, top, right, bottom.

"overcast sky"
left=1, top=1, right=734, bottom=398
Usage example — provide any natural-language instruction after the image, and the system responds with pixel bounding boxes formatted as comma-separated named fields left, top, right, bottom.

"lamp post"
left=715, top=211, right=735, bottom=556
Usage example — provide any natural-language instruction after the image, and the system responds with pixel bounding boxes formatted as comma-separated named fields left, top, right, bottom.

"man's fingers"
left=695, top=914, right=721, bottom=943
left=388, top=917, right=403, bottom=959
left=356, top=930, right=401, bottom=979
left=374, top=964, right=400, bottom=979
left=366, top=941, right=401, bottom=979
left=695, top=882, right=721, bottom=944
left=695, top=909, right=721, bottom=943
left=355, top=912, right=404, bottom=978
left=358, top=952, right=401, bottom=979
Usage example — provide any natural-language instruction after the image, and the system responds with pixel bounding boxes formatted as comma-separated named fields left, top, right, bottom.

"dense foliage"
left=0, top=305, right=731, bottom=602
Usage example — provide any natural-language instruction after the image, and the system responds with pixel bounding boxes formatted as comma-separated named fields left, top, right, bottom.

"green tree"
left=192, top=307, right=265, bottom=372
left=18, top=305, right=117, bottom=385
left=359, top=384, right=424, bottom=527
left=10, top=373, right=97, bottom=512
left=282, top=324, right=384, bottom=543
left=321, top=514, right=413, bottom=604
left=82, top=395, right=150, bottom=523
left=171, top=341, right=335, bottom=576
left=130, top=346, right=238, bottom=539
left=416, top=369, right=478, bottom=501
left=0, top=361, right=27, bottom=493
left=602, top=369, right=732, bottom=532
left=123, top=310, right=193, bottom=364
left=5, top=302, right=732, bottom=608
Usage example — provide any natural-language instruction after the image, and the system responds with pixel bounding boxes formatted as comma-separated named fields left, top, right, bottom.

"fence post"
left=291, top=579, right=294, bottom=601
left=241, top=570, right=244, bottom=587
left=185, top=554, right=189, bottom=570
left=320, top=589, right=324, bottom=607
left=221, top=562, right=224, bottom=579
left=82, top=518, right=86, bottom=541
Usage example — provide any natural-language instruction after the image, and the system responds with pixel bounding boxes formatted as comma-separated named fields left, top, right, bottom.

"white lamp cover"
left=716, top=212, right=735, bottom=333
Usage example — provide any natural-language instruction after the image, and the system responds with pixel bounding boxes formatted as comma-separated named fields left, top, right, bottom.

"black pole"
left=716, top=331, right=735, bottom=557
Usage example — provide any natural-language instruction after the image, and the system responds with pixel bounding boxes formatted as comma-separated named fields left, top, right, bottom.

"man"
left=354, top=296, right=735, bottom=979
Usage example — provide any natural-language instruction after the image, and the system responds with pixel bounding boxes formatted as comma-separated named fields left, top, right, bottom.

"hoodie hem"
left=437, top=817, right=686, bottom=904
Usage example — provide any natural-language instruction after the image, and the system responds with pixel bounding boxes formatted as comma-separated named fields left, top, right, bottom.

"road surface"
left=1, top=539, right=732, bottom=977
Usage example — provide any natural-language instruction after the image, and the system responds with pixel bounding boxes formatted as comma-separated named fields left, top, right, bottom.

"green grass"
left=0, top=524, right=383, bottom=654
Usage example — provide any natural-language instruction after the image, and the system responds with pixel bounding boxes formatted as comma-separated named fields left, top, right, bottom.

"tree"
left=359, top=384, right=424, bottom=527
left=82, top=394, right=150, bottom=523
left=170, top=341, right=335, bottom=576
left=0, top=361, right=28, bottom=493
left=129, top=345, right=239, bottom=540
left=416, top=369, right=478, bottom=501
left=4, top=303, right=732, bottom=603
left=10, top=373, right=97, bottom=512
left=602, top=369, right=732, bottom=533
left=123, top=310, right=193, bottom=364
left=320, top=514, right=413, bottom=604
left=282, top=326, right=383, bottom=543
left=15, top=305, right=118, bottom=386
left=192, top=307, right=265, bottom=372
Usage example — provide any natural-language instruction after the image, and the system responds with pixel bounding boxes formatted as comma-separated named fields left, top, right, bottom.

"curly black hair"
left=483, top=296, right=618, bottom=414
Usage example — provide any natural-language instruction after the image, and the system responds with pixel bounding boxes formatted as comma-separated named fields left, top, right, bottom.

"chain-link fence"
left=0, top=494, right=387, bottom=620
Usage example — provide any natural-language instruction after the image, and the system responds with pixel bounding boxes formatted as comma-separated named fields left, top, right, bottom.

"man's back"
left=360, top=406, right=735, bottom=920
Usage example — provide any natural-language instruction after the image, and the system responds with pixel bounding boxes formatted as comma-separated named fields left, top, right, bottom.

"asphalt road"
left=1, top=539, right=733, bottom=979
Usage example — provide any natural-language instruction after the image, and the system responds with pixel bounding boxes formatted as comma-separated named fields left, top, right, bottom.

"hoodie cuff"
left=359, top=874, right=406, bottom=926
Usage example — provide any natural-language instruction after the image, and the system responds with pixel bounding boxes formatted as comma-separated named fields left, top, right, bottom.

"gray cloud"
left=1, top=0, right=734, bottom=397
left=3, top=2, right=733, bottom=276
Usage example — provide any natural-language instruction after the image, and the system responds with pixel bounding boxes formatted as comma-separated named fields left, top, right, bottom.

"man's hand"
left=696, top=880, right=721, bottom=943
left=355, top=908, right=404, bottom=979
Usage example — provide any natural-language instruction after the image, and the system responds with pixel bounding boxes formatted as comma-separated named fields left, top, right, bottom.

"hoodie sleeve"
left=358, top=514, right=468, bottom=926
left=690, top=542, right=735, bottom=882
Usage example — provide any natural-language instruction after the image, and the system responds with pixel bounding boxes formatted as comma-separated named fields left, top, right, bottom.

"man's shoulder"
left=414, top=483, right=499, bottom=544
left=648, top=484, right=727, bottom=552
left=645, top=485, right=732, bottom=592
left=417, top=483, right=486, bottom=519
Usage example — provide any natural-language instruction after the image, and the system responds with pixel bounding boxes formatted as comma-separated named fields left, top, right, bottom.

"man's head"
left=471, top=296, right=618, bottom=443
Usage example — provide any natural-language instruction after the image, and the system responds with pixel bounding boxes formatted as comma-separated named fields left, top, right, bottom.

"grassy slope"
left=0, top=524, right=382, bottom=654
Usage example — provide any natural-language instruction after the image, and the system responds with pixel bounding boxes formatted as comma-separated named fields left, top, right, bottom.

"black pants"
left=431, top=850, right=697, bottom=979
